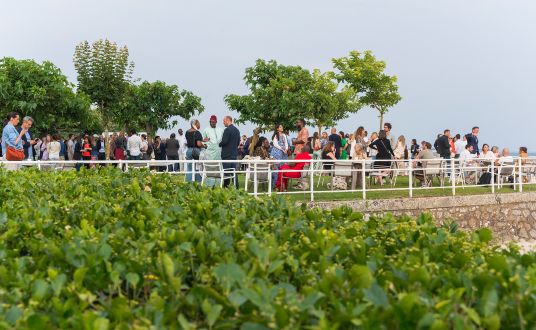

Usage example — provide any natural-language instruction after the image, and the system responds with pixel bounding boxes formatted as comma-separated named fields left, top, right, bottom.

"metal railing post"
left=519, top=157, right=523, bottom=193
left=491, top=160, right=495, bottom=194
left=309, top=160, right=314, bottom=202
left=192, top=160, right=196, bottom=182
left=408, top=159, right=413, bottom=198
left=253, top=162, right=258, bottom=197
left=268, top=161, right=272, bottom=196
left=451, top=158, right=456, bottom=196
left=362, top=160, right=366, bottom=200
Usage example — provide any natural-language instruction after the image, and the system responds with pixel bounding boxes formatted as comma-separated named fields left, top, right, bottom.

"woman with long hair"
left=270, top=124, right=289, bottom=187
left=369, top=130, right=395, bottom=185
left=185, top=119, right=205, bottom=182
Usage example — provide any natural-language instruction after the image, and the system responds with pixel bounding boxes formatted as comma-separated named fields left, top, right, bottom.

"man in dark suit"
left=219, top=116, right=241, bottom=188
left=328, top=127, right=342, bottom=159
left=18, top=116, right=36, bottom=160
left=436, top=129, right=451, bottom=159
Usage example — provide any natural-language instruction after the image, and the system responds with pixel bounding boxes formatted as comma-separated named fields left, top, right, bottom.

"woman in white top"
left=479, top=144, right=495, bottom=160
left=393, top=135, right=407, bottom=160
left=47, top=135, right=61, bottom=160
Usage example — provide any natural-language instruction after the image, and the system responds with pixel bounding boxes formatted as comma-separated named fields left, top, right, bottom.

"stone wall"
left=307, top=192, right=536, bottom=243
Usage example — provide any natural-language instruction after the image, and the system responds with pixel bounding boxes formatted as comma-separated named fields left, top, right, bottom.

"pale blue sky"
left=2, top=0, right=535, bottom=150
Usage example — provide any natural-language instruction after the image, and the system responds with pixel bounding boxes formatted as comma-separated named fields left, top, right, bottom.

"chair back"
left=499, top=163, right=514, bottom=176
left=204, top=162, right=222, bottom=178
left=423, top=159, right=442, bottom=176
left=252, top=162, right=270, bottom=182
left=334, top=161, right=352, bottom=177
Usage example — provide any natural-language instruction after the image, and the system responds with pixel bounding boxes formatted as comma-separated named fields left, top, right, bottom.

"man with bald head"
left=328, top=127, right=342, bottom=159
left=219, top=116, right=241, bottom=187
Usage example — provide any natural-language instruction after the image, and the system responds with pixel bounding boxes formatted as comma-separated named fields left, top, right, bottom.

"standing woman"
left=369, top=130, right=395, bottom=185
left=339, top=131, right=348, bottom=160
left=270, top=124, right=289, bottom=187
left=351, top=127, right=366, bottom=159
left=185, top=119, right=205, bottom=182
left=41, top=134, right=51, bottom=161
left=81, top=135, right=92, bottom=168
left=410, top=139, right=420, bottom=159
left=47, top=135, right=61, bottom=160
left=311, top=132, right=322, bottom=167
left=1, top=112, right=26, bottom=167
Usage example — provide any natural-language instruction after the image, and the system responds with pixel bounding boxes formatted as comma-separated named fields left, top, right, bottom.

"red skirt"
left=114, top=148, right=125, bottom=160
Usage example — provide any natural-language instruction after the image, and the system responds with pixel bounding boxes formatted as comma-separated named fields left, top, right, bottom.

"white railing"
left=2, top=157, right=535, bottom=201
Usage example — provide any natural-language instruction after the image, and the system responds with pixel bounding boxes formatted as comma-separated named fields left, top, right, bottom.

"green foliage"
left=0, top=169, right=534, bottom=328
left=333, top=50, right=402, bottom=129
left=116, top=81, right=204, bottom=136
left=73, top=39, right=134, bottom=129
left=225, top=59, right=315, bottom=132
left=0, top=57, right=94, bottom=135
left=308, top=69, right=360, bottom=133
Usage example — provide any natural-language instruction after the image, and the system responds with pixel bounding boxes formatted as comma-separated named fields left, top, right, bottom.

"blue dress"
left=270, top=134, right=288, bottom=162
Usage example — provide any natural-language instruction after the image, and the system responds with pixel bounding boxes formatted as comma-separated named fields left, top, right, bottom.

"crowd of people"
left=2, top=111, right=532, bottom=190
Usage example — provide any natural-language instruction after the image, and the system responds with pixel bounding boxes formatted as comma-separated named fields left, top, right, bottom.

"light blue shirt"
left=2, top=123, right=22, bottom=156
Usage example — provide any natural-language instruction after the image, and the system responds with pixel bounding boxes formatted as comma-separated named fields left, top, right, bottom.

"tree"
left=224, top=59, right=313, bottom=132
left=0, top=57, right=93, bottom=135
left=117, top=81, right=204, bottom=138
left=308, top=69, right=360, bottom=134
left=73, top=39, right=134, bottom=130
left=332, top=51, right=401, bottom=130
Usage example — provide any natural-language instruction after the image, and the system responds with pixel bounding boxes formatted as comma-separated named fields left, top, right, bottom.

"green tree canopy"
left=116, top=81, right=204, bottom=137
left=333, top=50, right=401, bottom=129
left=308, top=69, right=360, bottom=134
left=224, top=59, right=313, bottom=132
left=0, top=57, right=93, bottom=135
left=73, top=39, right=134, bottom=130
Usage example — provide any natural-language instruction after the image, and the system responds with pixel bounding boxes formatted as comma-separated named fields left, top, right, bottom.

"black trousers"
left=222, top=162, right=238, bottom=188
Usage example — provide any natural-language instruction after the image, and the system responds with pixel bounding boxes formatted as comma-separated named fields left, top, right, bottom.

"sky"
left=2, top=0, right=536, bottom=151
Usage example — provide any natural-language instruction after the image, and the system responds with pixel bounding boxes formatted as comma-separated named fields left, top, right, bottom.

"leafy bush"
left=0, top=168, right=534, bottom=329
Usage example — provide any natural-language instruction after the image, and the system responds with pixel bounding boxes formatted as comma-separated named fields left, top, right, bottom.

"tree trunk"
left=379, top=112, right=384, bottom=132
left=317, top=126, right=322, bottom=136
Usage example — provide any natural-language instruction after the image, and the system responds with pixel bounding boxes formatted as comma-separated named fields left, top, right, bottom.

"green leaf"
left=349, top=265, right=373, bottom=288
left=5, top=306, right=22, bottom=325
left=477, top=228, right=493, bottom=243
left=93, top=317, right=110, bottom=330
left=480, top=288, right=498, bottom=316
left=74, top=267, right=88, bottom=287
left=364, top=282, right=389, bottom=308
left=31, top=279, right=49, bottom=301
left=461, top=304, right=481, bottom=326
left=178, top=314, right=195, bottom=330
left=202, top=300, right=223, bottom=328
left=98, top=243, right=113, bottom=261
left=51, top=273, right=67, bottom=296
left=125, top=272, right=140, bottom=288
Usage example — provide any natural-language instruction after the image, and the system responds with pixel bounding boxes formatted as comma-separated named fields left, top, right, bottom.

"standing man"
left=465, top=126, right=480, bottom=155
left=219, top=116, right=241, bottom=188
left=165, top=133, right=180, bottom=171
left=67, top=134, right=75, bottom=160
left=384, top=123, right=396, bottom=150
left=177, top=129, right=187, bottom=171
left=293, top=119, right=309, bottom=156
left=203, top=115, right=224, bottom=160
left=437, top=129, right=451, bottom=159
left=328, top=127, right=342, bottom=159
left=19, top=116, right=37, bottom=160
left=127, top=130, right=142, bottom=160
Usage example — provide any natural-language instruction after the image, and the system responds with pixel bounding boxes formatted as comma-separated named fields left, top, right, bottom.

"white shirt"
left=177, top=134, right=187, bottom=156
left=459, top=149, right=475, bottom=163
left=499, top=155, right=514, bottom=165
left=203, top=126, right=224, bottom=160
left=455, top=140, right=466, bottom=155
left=479, top=151, right=495, bottom=161
left=127, top=134, right=142, bottom=156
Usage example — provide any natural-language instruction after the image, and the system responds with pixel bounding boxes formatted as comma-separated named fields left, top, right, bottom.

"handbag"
left=6, top=146, right=25, bottom=161
left=192, top=148, right=201, bottom=160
